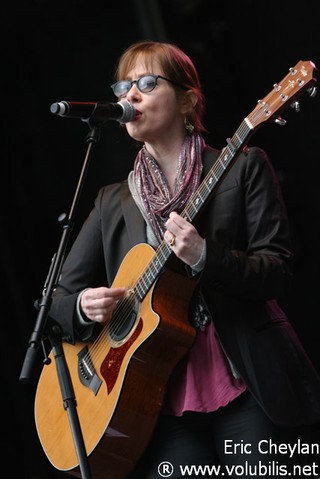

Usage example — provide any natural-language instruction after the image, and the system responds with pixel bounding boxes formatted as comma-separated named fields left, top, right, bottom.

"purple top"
left=162, top=321, right=246, bottom=415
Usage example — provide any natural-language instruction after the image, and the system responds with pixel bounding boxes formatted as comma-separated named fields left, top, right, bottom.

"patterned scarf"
left=132, top=132, right=205, bottom=243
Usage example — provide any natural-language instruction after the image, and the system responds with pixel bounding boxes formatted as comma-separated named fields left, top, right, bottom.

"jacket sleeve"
left=49, top=179, right=146, bottom=343
left=48, top=187, right=111, bottom=343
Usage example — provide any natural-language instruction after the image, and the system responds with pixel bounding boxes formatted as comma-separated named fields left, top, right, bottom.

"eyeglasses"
left=111, top=74, right=187, bottom=98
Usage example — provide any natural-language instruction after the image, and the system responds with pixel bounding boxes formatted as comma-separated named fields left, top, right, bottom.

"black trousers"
left=127, top=390, right=318, bottom=479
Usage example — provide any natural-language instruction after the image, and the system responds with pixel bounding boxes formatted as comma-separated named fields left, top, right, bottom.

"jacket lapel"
left=121, top=180, right=146, bottom=247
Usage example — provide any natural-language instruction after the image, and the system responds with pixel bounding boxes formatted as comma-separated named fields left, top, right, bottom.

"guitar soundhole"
left=108, top=295, right=140, bottom=342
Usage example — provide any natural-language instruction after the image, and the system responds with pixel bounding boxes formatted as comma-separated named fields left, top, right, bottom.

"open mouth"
left=134, top=109, right=142, bottom=120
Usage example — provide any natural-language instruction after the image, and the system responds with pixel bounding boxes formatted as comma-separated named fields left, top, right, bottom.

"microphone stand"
left=19, top=112, right=107, bottom=479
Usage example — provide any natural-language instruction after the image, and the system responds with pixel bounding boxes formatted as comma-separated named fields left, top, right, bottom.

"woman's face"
left=121, top=57, right=186, bottom=145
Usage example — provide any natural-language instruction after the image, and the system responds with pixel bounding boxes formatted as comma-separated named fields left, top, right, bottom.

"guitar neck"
left=132, top=59, right=317, bottom=303
left=182, top=119, right=253, bottom=223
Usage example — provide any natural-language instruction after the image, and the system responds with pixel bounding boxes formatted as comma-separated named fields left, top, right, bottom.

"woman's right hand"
left=80, top=286, right=127, bottom=323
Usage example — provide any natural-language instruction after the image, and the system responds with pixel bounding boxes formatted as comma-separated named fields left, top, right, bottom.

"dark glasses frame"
left=111, top=74, right=188, bottom=97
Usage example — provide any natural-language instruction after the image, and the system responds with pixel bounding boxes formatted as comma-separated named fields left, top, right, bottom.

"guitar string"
left=82, top=123, right=250, bottom=369
left=80, top=120, right=254, bottom=374
left=84, top=145, right=237, bottom=366
left=79, top=72, right=302, bottom=375
left=87, top=68, right=307, bottom=382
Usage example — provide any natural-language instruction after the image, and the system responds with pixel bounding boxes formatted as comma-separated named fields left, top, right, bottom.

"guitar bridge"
left=77, top=345, right=102, bottom=395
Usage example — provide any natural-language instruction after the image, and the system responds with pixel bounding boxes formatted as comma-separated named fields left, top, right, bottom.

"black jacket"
left=50, top=145, right=320, bottom=427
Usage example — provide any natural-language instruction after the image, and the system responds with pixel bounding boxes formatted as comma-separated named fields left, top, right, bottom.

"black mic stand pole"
left=19, top=113, right=106, bottom=479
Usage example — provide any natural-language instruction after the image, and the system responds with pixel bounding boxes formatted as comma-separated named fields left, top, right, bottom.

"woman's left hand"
left=164, top=211, right=204, bottom=267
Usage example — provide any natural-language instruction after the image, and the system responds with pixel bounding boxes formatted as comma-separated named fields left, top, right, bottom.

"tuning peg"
left=307, top=86, right=317, bottom=98
left=290, top=101, right=300, bottom=112
left=274, top=117, right=287, bottom=126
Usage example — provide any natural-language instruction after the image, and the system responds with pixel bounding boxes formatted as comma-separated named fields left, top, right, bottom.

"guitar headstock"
left=247, top=60, right=317, bottom=129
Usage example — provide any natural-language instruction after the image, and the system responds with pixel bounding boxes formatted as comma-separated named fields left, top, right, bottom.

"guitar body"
left=34, top=243, right=197, bottom=479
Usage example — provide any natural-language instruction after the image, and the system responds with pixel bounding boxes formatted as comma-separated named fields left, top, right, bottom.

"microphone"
left=50, top=99, right=136, bottom=123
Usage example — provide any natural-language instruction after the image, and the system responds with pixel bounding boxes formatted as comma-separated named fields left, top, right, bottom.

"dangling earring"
left=184, top=117, right=194, bottom=133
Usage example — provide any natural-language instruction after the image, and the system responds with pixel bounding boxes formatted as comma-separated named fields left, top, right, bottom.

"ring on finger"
left=169, top=234, right=176, bottom=247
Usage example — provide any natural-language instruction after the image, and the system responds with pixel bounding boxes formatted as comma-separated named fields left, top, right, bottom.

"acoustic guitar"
left=34, top=60, right=317, bottom=479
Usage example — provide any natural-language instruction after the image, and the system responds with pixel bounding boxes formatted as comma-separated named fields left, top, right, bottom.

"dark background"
left=2, top=1, right=319, bottom=477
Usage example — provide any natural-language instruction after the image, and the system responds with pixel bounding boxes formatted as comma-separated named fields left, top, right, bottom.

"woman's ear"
left=180, top=90, right=198, bottom=114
